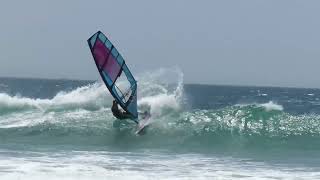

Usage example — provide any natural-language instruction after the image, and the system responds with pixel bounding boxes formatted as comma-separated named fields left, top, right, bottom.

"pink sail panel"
left=93, top=39, right=121, bottom=82
left=104, top=55, right=121, bottom=82
left=93, top=39, right=108, bottom=67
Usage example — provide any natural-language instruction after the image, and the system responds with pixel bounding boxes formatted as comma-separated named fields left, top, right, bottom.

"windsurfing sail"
left=87, top=31, right=138, bottom=119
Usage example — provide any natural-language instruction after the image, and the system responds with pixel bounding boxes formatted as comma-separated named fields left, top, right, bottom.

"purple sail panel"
left=92, top=38, right=121, bottom=82
left=93, top=39, right=109, bottom=67
left=104, top=55, right=121, bottom=82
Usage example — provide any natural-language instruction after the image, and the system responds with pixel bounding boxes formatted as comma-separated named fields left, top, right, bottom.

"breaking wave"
left=0, top=69, right=320, bottom=153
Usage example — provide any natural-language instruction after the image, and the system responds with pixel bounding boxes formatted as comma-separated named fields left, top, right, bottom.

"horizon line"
left=0, top=76, right=319, bottom=90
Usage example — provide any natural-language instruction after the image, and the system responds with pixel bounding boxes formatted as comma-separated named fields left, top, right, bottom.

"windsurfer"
left=111, top=100, right=133, bottom=119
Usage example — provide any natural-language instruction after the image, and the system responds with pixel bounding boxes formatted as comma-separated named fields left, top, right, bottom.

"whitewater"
left=1, top=69, right=320, bottom=179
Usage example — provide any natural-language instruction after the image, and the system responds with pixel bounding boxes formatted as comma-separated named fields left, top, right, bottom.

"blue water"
left=1, top=71, right=320, bottom=179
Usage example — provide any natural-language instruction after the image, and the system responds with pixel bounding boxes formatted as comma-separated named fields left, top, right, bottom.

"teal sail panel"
left=87, top=31, right=138, bottom=119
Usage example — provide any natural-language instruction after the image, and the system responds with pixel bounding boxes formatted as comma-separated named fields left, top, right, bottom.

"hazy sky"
left=0, top=0, right=319, bottom=88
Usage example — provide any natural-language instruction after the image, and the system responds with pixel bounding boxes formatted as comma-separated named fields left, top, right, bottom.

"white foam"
left=137, top=68, right=183, bottom=116
left=259, top=101, right=284, bottom=111
left=51, top=83, right=108, bottom=106
left=0, top=83, right=108, bottom=110
left=0, top=68, right=185, bottom=128
left=0, top=68, right=184, bottom=112
left=0, top=93, right=43, bottom=109
left=1, top=150, right=319, bottom=180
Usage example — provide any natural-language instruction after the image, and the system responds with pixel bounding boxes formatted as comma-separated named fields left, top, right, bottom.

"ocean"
left=0, top=70, right=320, bottom=179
